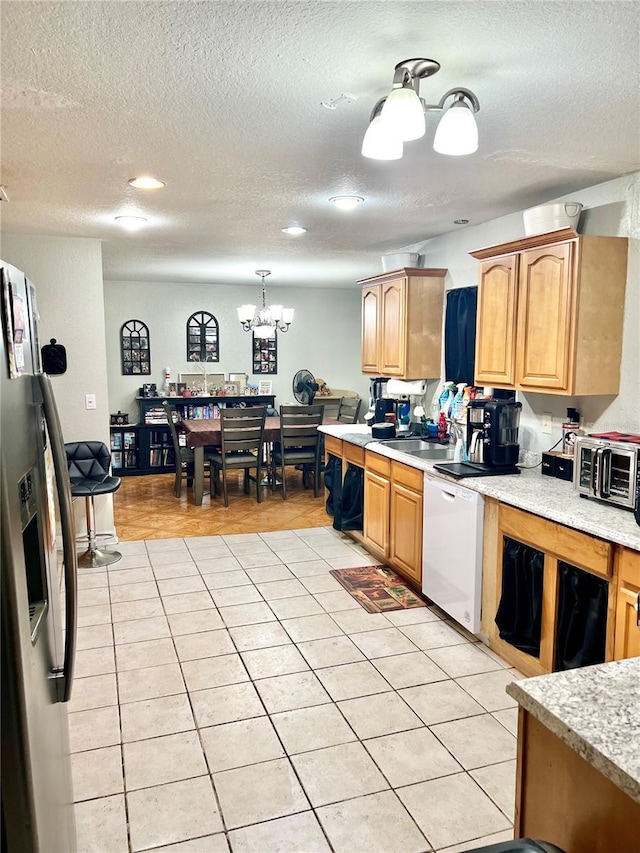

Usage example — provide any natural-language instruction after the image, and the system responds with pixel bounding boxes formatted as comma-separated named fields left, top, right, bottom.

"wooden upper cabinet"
left=359, top=268, right=446, bottom=379
left=471, top=229, right=628, bottom=395
left=475, top=255, right=518, bottom=386
left=516, top=243, right=573, bottom=391
left=380, top=278, right=407, bottom=375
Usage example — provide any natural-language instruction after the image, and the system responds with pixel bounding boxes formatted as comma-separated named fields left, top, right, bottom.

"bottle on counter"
left=437, top=411, right=448, bottom=439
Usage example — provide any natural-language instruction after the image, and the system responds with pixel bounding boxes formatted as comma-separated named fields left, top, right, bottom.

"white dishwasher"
left=422, top=472, right=484, bottom=634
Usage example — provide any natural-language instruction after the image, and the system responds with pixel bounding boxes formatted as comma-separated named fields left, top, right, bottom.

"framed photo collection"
left=252, top=332, right=277, bottom=374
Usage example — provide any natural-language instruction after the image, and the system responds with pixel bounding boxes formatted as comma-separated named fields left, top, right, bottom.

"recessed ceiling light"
left=329, top=195, right=364, bottom=211
left=453, top=218, right=469, bottom=225
left=281, top=225, right=307, bottom=235
left=128, top=176, right=166, bottom=190
left=115, top=215, right=148, bottom=230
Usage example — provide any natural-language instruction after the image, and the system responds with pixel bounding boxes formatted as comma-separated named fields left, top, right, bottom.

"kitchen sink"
left=377, top=438, right=455, bottom=460
left=406, top=447, right=455, bottom=461
left=377, top=439, right=438, bottom=451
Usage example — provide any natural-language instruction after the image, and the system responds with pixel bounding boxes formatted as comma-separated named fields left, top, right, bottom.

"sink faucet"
left=447, top=419, right=467, bottom=462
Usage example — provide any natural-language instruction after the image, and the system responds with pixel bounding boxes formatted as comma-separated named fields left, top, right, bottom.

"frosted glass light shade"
left=361, top=115, right=403, bottom=160
left=281, top=308, right=295, bottom=324
left=380, top=87, right=425, bottom=142
left=237, top=305, right=256, bottom=322
left=254, top=324, right=275, bottom=339
left=270, top=305, right=283, bottom=321
left=433, top=100, right=478, bottom=155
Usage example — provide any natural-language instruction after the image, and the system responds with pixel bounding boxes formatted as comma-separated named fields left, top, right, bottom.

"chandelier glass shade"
left=361, top=58, right=480, bottom=160
left=237, top=270, right=294, bottom=338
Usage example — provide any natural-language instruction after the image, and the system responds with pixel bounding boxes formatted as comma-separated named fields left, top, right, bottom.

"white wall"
left=103, top=280, right=370, bottom=422
left=415, top=173, right=640, bottom=453
left=0, top=234, right=115, bottom=538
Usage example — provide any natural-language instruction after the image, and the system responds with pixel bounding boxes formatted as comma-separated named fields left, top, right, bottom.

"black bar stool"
left=65, top=441, right=122, bottom=568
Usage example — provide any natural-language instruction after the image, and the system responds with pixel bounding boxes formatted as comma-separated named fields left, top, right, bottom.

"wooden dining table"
left=182, top=415, right=336, bottom=505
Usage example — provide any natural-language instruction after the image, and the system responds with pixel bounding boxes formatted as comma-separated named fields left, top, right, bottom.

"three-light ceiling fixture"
left=237, top=270, right=295, bottom=339
left=362, top=58, right=480, bottom=161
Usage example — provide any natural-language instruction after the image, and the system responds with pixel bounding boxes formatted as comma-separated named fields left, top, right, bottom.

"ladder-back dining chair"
left=337, top=396, right=362, bottom=424
left=162, top=400, right=199, bottom=498
left=209, top=406, right=267, bottom=507
left=271, top=404, right=325, bottom=500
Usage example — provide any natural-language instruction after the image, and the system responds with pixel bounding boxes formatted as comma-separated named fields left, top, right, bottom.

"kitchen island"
left=506, top=659, right=640, bottom=853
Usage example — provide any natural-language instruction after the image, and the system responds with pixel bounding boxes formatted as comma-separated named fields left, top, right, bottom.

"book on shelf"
left=144, top=406, right=168, bottom=424
left=124, top=450, right=137, bottom=468
left=112, top=451, right=123, bottom=468
left=123, top=432, right=136, bottom=450
left=111, top=433, right=122, bottom=450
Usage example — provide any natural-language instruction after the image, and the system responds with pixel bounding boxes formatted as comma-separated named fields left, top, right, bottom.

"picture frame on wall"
left=258, top=379, right=272, bottom=395
left=121, top=319, right=151, bottom=375
left=252, top=331, right=277, bottom=374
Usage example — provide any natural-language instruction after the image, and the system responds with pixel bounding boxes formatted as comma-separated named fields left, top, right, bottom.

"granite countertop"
left=506, top=659, right=640, bottom=802
left=319, top=424, right=640, bottom=551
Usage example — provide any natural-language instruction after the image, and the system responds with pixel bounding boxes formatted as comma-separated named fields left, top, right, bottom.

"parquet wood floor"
left=114, top=471, right=330, bottom=540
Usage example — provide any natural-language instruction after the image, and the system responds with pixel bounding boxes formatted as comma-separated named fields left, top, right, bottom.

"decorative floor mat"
left=330, top=566, right=427, bottom=613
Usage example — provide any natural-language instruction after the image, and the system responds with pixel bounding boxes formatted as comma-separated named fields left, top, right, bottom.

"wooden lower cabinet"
left=389, top=481, right=422, bottom=585
left=486, top=503, right=640, bottom=674
left=515, top=710, right=640, bottom=853
left=613, top=547, right=640, bottom=660
left=363, top=453, right=423, bottom=587
left=363, top=470, right=390, bottom=557
left=489, top=504, right=614, bottom=677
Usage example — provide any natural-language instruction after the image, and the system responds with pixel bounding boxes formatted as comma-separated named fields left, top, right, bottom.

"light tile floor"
left=70, top=526, right=520, bottom=853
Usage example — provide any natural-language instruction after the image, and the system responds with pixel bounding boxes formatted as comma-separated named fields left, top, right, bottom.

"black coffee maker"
left=366, top=378, right=391, bottom=424
left=467, top=400, right=522, bottom=470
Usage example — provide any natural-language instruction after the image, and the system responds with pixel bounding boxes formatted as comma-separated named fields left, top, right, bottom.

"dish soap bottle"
left=450, top=383, right=467, bottom=420
left=437, top=381, right=456, bottom=417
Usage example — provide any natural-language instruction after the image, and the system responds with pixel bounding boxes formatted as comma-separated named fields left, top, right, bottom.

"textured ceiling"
left=1, top=1, right=639, bottom=288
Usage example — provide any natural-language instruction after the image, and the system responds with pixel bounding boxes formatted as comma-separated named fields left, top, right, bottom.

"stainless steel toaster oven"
left=574, top=435, right=640, bottom=509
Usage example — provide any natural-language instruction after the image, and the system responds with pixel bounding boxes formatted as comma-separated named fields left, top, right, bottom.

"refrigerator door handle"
left=38, top=373, right=77, bottom=702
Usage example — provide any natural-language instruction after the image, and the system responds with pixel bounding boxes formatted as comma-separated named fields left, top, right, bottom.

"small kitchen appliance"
left=434, top=399, right=522, bottom=479
left=374, top=398, right=397, bottom=424
left=574, top=433, right=640, bottom=510
left=365, top=377, right=390, bottom=424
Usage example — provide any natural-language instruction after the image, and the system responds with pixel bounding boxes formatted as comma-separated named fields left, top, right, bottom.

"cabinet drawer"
left=618, top=547, right=640, bottom=586
left=343, top=442, right=365, bottom=467
left=325, top=435, right=343, bottom=457
left=499, top=504, right=612, bottom=578
left=391, top=460, right=423, bottom=492
left=366, top=451, right=391, bottom=477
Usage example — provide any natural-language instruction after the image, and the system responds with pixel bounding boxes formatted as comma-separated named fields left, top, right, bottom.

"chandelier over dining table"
left=237, top=270, right=295, bottom=338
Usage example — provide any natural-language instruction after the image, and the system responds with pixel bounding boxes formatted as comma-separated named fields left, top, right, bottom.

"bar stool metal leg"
left=77, top=495, right=122, bottom=569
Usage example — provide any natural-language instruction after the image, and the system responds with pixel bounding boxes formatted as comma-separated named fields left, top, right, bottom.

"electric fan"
left=292, top=369, right=319, bottom=405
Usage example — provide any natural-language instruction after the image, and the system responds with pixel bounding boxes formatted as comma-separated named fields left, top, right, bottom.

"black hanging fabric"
left=495, top=537, right=545, bottom=657
left=555, top=562, right=607, bottom=671
left=444, top=286, right=478, bottom=386
left=340, top=464, right=364, bottom=532
left=323, top=454, right=342, bottom=529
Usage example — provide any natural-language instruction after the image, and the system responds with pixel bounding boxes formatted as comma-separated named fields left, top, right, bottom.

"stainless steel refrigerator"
left=1, top=261, right=78, bottom=851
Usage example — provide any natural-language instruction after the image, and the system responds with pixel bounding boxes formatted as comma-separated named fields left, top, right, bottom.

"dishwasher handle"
left=439, top=489, right=457, bottom=503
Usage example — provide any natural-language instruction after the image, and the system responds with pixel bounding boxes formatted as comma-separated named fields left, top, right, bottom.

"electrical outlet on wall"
left=541, top=412, right=553, bottom=435
left=85, top=394, right=96, bottom=410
